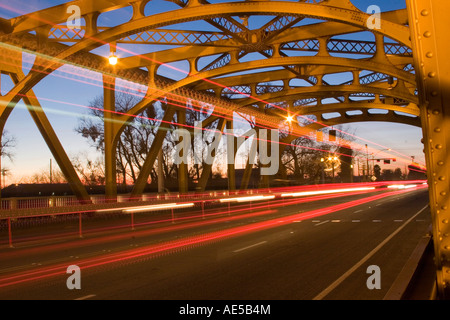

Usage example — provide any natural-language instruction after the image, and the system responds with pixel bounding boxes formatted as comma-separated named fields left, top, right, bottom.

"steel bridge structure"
left=0, top=0, right=448, bottom=297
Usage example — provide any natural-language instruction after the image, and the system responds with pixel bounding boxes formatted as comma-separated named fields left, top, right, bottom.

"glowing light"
left=123, top=203, right=194, bottom=213
left=219, top=195, right=276, bottom=203
left=281, top=187, right=376, bottom=198
left=108, top=53, right=118, bottom=66
left=387, top=184, right=417, bottom=189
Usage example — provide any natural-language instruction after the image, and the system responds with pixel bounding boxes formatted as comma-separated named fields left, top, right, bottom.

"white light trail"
left=281, top=187, right=376, bottom=198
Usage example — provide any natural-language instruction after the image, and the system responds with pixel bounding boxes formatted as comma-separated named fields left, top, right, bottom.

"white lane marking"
left=313, top=204, right=429, bottom=300
left=351, top=220, right=360, bottom=222
left=233, top=241, right=268, bottom=253
left=331, top=220, right=341, bottom=223
left=353, top=210, right=363, bottom=214
left=315, top=220, right=330, bottom=226
left=312, top=220, right=321, bottom=223
left=74, top=294, right=96, bottom=301
left=394, top=220, right=403, bottom=222
left=372, top=220, right=382, bottom=223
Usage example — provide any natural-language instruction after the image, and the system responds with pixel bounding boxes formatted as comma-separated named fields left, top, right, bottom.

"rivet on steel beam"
left=436, top=144, right=443, bottom=149
left=426, top=52, right=434, bottom=58
left=438, top=161, right=445, bottom=166
left=421, top=9, right=429, bottom=16
left=439, top=177, right=446, bottom=181
left=431, top=91, right=438, bottom=96
left=435, top=127, right=442, bottom=132
left=441, top=191, right=447, bottom=196
left=443, top=206, right=448, bottom=210
left=424, top=31, right=432, bottom=38
left=443, top=219, right=449, bottom=224
left=429, top=72, right=436, bottom=78
left=433, top=109, right=441, bottom=115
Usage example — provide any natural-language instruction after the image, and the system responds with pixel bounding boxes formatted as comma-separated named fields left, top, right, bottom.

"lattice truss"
left=0, top=0, right=419, bottom=200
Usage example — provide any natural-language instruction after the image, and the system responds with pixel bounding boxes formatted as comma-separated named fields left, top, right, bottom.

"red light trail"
left=0, top=184, right=427, bottom=290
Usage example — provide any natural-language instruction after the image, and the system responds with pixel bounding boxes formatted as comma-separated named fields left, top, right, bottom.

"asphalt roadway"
left=0, top=186, right=432, bottom=301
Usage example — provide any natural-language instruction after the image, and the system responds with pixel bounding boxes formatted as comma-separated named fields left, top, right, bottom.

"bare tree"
left=72, top=152, right=105, bottom=186
left=76, top=91, right=161, bottom=185
left=1, top=130, right=16, bottom=161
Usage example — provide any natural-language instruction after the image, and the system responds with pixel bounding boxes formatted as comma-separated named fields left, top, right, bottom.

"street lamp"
left=108, top=43, right=118, bottom=66
left=365, top=144, right=370, bottom=182
left=329, top=156, right=338, bottom=183
left=109, top=52, right=118, bottom=66
left=320, top=157, right=325, bottom=184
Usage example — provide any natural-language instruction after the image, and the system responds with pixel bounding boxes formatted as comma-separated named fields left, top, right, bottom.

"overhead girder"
left=259, top=101, right=420, bottom=121
left=118, top=24, right=411, bottom=72
left=235, top=83, right=418, bottom=108
left=0, top=3, right=418, bottom=150
left=117, top=55, right=416, bottom=138
left=299, top=102, right=420, bottom=118
left=5, top=0, right=139, bottom=35
left=304, top=109, right=422, bottom=130
left=0, top=0, right=421, bottom=202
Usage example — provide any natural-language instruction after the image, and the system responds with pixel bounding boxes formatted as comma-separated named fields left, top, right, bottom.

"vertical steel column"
left=158, top=148, right=164, bottom=194
left=103, top=74, right=118, bottom=202
left=131, top=107, right=176, bottom=197
left=407, top=0, right=450, bottom=298
left=177, top=108, right=189, bottom=194
left=7, top=68, right=91, bottom=203
left=259, top=129, right=270, bottom=189
left=226, top=120, right=236, bottom=192
left=198, top=118, right=226, bottom=192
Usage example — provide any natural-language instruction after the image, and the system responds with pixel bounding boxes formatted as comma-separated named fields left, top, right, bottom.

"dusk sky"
left=0, top=0, right=425, bottom=185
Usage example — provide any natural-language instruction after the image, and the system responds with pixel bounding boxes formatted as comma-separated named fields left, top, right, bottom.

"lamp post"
left=365, top=144, right=370, bottom=182
left=320, top=157, right=325, bottom=184
left=320, top=155, right=339, bottom=183
left=329, top=156, right=338, bottom=183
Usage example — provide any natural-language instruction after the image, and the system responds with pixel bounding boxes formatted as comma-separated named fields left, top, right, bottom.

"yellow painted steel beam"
left=237, top=84, right=418, bottom=109
left=8, top=70, right=91, bottom=203
left=197, top=117, right=226, bottom=192
left=293, top=102, right=420, bottom=118
left=226, top=119, right=236, bottom=192
left=0, top=2, right=412, bottom=142
left=307, top=109, right=422, bottom=129
left=103, top=74, right=118, bottom=202
left=131, top=106, right=176, bottom=197
left=177, top=108, right=189, bottom=194
left=7, top=0, right=137, bottom=34
left=407, top=0, right=450, bottom=299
